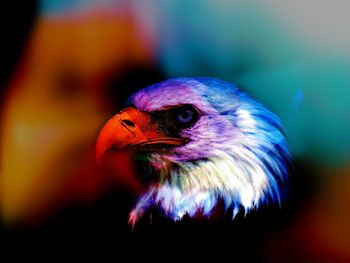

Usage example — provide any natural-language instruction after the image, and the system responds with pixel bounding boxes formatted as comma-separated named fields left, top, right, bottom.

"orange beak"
left=96, top=107, right=188, bottom=164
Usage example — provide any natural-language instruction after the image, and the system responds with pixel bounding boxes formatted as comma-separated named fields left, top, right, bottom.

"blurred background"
left=1, top=0, right=350, bottom=262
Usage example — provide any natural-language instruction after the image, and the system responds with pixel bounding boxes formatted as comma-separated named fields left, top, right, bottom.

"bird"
left=96, top=77, right=291, bottom=226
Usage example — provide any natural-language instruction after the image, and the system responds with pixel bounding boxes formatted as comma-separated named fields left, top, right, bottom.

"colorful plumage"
left=96, top=77, right=291, bottom=225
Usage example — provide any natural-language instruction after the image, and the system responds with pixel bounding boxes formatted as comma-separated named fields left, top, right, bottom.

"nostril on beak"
left=121, top=119, right=135, bottom=128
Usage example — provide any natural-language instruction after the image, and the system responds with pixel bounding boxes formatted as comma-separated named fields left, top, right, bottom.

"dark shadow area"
left=0, top=1, right=38, bottom=95
left=1, top=159, right=315, bottom=262
left=106, top=65, right=166, bottom=112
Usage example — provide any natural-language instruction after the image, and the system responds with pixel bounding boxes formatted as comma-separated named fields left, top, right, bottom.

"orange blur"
left=1, top=10, right=153, bottom=224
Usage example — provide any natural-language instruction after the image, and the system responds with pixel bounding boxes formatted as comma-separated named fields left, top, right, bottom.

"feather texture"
left=127, top=77, right=291, bottom=225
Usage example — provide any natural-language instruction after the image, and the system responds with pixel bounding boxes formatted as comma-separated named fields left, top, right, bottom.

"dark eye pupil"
left=177, top=109, right=194, bottom=123
left=181, top=111, right=189, bottom=119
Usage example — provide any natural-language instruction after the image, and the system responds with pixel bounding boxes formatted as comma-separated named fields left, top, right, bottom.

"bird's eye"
left=177, top=109, right=193, bottom=123
left=173, top=105, right=199, bottom=127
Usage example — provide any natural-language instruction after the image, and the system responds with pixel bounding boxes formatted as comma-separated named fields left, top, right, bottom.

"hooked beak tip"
left=95, top=135, right=111, bottom=166
left=95, top=116, right=123, bottom=165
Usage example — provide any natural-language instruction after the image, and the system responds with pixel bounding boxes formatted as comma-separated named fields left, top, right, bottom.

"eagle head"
left=96, top=77, right=290, bottom=225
